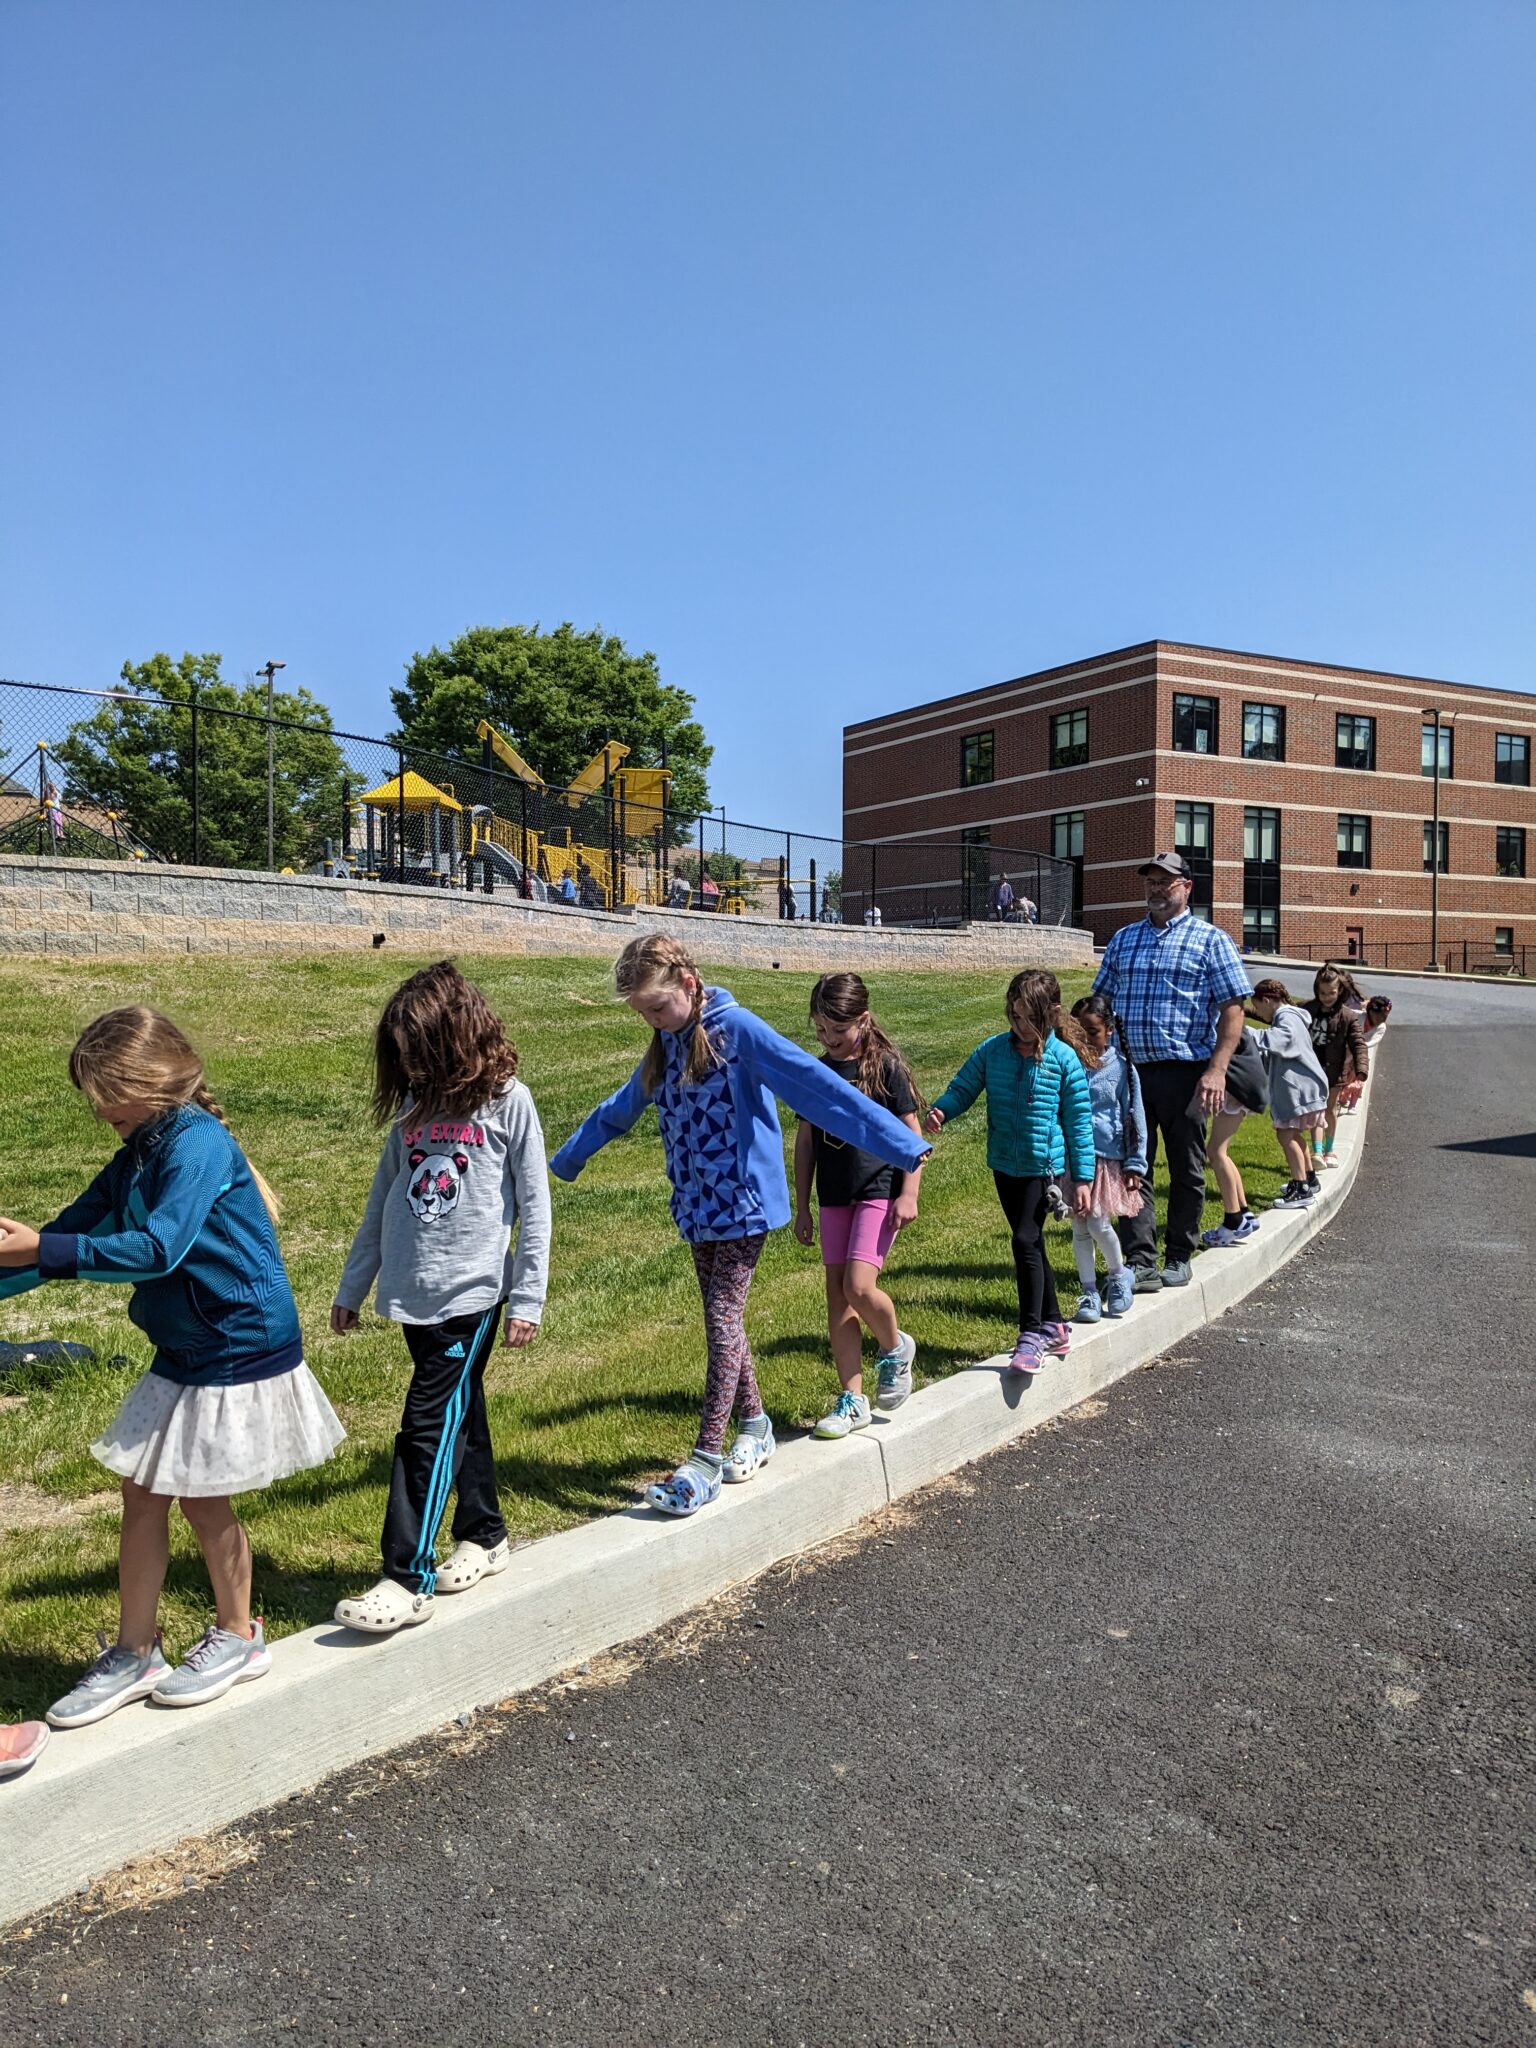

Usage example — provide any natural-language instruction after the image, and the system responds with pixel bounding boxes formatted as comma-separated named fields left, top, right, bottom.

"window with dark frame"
left=1051, top=810, right=1084, bottom=861
left=1335, top=713, right=1376, bottom=771
left=1336, top=813, right=1372, bottom=869
left=1496, top=826, right=1526, bottom=878
left=1173, top=800, right=1214, bottom=920
left=1423, top=821, right=1449, bottom=873
left=1421, top=722, right=1454, bottom=779
left=960, top=825, right=991, bottom=920
left=960, top=730, right=995, bottom=787
left=1172, top=693, right=1219, bottom=755
left=1242, top=702, right=1285, bottom=761
left=1049, top=708, right=1089, bottom=768
left=1495, top=733, right=1531, bottom=786
left=1242, top=806, right=1281, bottom=952
left=1494, top=927, right=1514, bottom=956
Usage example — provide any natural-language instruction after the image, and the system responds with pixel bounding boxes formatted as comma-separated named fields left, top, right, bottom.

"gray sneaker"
left=1130, top=1263, right=1164, bottom=1294
left=151, top=1622, right=271, bottom=1708
left=47, top=1634, right=170, bottom=1729
left=1161, top=1260, right=1193, bottom=1287
left=814, top=1390, right=871, bottom=1440
left=874, top=1330, right=917, bottom=1411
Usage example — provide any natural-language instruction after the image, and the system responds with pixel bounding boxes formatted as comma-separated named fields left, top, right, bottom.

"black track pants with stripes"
left=382, top=1302, right=508, bottom=1595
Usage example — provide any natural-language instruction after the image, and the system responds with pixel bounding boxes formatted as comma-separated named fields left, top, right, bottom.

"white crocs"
left=434, top=1539, right=511, bottom=1594
left=333, top=1578, right=435, bottom=1634
left=723, top=1419, right=776, bottom=1484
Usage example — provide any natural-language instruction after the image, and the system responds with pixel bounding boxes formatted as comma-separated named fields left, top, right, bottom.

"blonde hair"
left=68, top=1006, right=280, bottom=1220
left=614, top=934, right=721, bottom=1095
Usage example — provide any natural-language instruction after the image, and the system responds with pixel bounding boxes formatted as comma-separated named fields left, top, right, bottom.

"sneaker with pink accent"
left=1007, top=1330, right=1047, bottom=1375
left=1041, top=1320, right=1072, bottom=1357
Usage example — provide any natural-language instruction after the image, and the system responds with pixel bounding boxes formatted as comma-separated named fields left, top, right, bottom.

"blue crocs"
left=646, top=1458, right=723, bottom=1517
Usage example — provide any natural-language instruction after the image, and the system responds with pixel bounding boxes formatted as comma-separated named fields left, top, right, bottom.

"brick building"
left=843, top=641, right=1536, bottom=967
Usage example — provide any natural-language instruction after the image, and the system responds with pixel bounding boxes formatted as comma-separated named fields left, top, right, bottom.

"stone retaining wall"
left=0, top=856, right=1095, bottom=972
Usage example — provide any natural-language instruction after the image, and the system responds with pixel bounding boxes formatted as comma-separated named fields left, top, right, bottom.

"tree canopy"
left=388, top=623, right=712, bottom=817
left=54, top=653, right=347, bottom=870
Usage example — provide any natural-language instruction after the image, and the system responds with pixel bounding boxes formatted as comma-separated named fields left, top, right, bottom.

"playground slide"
left=477, top=841, right=549, bottom=900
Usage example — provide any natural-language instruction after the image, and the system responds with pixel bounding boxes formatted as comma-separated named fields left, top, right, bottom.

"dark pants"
left=994, top=1173, right=1062, bottom=1333
left=1116, top=1059, right=1209, bottom=1267
left=383, top=1303, right=507, bottom=1595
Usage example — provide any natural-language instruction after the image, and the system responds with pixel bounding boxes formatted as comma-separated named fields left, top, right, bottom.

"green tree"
left=389, top=623, right=713, bottom=818
left=54, top=653, right=347, bottom=870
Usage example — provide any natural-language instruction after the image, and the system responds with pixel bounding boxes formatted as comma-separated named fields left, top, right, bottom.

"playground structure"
left=0, top=740, right=161, bottom=864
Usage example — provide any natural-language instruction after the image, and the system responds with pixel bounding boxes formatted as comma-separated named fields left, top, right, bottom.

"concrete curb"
left=0, top=1075, right=1374, bottom=1928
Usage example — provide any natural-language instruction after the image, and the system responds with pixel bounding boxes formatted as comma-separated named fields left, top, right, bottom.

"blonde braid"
left=194, top=1084, right=280, bottom=1222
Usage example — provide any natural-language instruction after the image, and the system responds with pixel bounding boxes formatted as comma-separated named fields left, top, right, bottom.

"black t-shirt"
left=800, top=1053, right=917, bottom=1207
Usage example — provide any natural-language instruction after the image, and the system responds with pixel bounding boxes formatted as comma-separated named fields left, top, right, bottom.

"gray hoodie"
left=335, top=1081, right=550, bottom=1326
left=1253, top=1005, right=1330, bottom=1127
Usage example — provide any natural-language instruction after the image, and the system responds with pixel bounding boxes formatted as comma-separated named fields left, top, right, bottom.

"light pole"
left=258, top=661, right=286, bottom=869
left=1425, top=706, right=1442, bottom=968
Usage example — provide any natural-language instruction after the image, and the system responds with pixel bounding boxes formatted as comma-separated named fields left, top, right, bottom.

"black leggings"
left=993, top=1173, right=1062, bottom=1334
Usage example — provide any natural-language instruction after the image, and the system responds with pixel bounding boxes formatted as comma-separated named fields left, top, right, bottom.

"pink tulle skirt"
left=1274, top=1108, right=1329, bottom=1133
left=1086, top=1157, right=1144, bottom=1223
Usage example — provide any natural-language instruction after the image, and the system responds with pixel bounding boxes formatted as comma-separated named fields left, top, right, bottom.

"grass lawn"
left=0, top=953, right=1290, bottom=1718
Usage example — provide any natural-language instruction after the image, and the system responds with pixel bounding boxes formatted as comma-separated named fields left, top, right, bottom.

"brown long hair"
left=371, top=961, right=519, bottom=1127
left=1313, top=964, right=1364, bottom=1011
left=808, top=972, right=926, bottom=1118
left=69, top=1006, right=280, bottom=1220
left=615, top=934, right=721, bottom=1095
left=1007, top=968, right=1089, bottom=1061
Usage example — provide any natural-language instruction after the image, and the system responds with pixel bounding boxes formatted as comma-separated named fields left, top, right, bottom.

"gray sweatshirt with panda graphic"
left=334, top=1080, right=551, bottom=1326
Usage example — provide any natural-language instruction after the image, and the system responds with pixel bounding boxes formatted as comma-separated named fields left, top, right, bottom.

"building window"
left=1495, top=733, right=1531, bottom=786
left=1337, top=814, right=1372, bottom=869
left=960, top=731, right=994, bottom=787
left=1049, top=708, right=1089, bottom=768
left=960, top=825, right=991, bottom=920
left=1494, top=927, right=1514, bottom=956
left=1051, top=810, right=1084, bottom=861
left=1335, top=713, right=1375, bottom=771
left=1173, top=800, right=1214, bottom=921
left=1242, top=806, right=1281, bottom=952
left=1172, top=693, right=1218, bottom=755
left=1423, top=821, right=1449, bottom=873
left=1496, top=826, right=1526, bottom=878
left=1242, top=702, right=1285, bottom=761
left=1421, top=721, right=1453, bottom=779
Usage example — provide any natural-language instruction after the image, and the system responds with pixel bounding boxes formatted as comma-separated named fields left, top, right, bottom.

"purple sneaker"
left=1041, top=1320, right=1072, bottom=1358
left=1007, top=1330, right=1047, bottom=1375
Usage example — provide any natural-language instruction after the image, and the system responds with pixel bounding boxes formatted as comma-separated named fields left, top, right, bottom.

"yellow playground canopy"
left=358, top=769, right=463, bottom=813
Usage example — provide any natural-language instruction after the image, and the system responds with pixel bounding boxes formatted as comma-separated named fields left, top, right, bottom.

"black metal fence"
left=0, top=677, right=1080, bottom=928
left=1251, top=939, right=1530, bottom=978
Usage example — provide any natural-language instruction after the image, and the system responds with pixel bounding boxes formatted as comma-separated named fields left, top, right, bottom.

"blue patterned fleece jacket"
left=548, top=987, right=931, bottom=1244
left=0, top=1103, right=302, bottom=1385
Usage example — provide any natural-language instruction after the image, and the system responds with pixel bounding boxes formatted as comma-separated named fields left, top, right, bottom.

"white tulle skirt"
left=91, top=1364, right=346, bottom=1498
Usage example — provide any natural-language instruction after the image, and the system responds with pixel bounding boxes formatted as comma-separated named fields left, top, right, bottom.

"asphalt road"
left=3, top=980, right=1533, bottom=2046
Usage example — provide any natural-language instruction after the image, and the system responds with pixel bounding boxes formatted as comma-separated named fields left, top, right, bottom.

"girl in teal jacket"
left=924, top=969, right=1094, bottom=1376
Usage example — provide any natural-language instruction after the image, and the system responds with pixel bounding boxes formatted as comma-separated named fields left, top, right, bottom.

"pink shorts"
left=820, top=1199, right=900, bottom=1270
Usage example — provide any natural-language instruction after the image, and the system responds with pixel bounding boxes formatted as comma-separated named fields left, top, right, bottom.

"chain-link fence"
left=0, top=677, right=1080, bottom=928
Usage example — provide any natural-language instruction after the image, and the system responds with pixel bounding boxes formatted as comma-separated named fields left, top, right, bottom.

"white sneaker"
left=334, top=1578, right=435, bottom=1634
left=434, top=1538, right=511, bottom=1594
left=874, top=1331, right=917, bottom=1411
left=814, top=1391, right=871, bottom=1439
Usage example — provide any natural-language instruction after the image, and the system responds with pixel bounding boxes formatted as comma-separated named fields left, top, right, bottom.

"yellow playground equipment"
left=356, top=767, right=465, bottom=879
left=468, top=721, right=677, bottom=906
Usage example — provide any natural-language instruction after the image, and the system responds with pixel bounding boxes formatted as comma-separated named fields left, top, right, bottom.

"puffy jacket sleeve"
left=36, top=1118, right=232, bottom=1284
left=732, top=1012, right=930, bottom=1171
left=548, top=1064, right=652, bottom=1181
left=1121, top=1059, right=1149, bottom=1178
left=932, top=1040, right=991, bottom=1123
left=334, top=1125, right=401, bottom=1314
left=504, top=1086, right=551, bottom=1324
left=1056, top=1049, right=1096, bottom=1185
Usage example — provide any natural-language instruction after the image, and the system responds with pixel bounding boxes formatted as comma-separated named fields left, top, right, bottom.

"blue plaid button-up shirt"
left=1092, top=912, right=1251, bottom=1065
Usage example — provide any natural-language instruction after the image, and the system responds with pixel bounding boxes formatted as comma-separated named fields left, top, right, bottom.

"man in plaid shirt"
left=1092, top=852, right=1251, bottom=1290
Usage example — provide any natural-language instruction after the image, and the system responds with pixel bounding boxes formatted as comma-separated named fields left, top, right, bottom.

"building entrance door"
left=1345, top=923, right=1364, bottom=962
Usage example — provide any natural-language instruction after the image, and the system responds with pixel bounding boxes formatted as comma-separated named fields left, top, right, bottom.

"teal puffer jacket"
left=932, top=1033, right=1096, bottom=1183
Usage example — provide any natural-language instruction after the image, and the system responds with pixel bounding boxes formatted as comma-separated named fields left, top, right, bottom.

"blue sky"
left=3, top=1, right=1532, bottom=838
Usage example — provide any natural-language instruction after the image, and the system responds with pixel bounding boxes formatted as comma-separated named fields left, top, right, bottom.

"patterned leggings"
left=692, top=1234, right=767, bottom=1455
